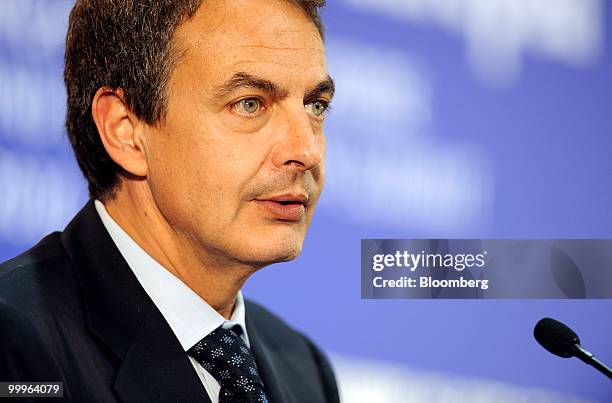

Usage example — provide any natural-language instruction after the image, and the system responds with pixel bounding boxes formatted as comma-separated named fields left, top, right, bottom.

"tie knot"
left=188, top=326, right=269, bottom=402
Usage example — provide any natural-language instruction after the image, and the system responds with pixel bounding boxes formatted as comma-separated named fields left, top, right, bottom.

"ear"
left=91, top=87, right=148, bottom=177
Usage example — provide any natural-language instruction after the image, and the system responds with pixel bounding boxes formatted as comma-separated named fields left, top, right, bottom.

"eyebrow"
left=305, top=76, right=335, bottom=101
left=212, top=72, right=335, bottom=102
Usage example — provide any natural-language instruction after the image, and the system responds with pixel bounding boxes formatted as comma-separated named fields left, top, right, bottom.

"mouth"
left=254, top=194, right=309, bottom=221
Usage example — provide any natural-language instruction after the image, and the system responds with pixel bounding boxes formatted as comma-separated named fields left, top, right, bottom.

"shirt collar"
left=94, top=199, right=249, bottom=350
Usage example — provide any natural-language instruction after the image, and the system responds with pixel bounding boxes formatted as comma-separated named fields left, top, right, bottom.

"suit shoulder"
left=244, top=299, right=296, bottom=333
left=244, top=298, right=322, bottom=347
left=245, top=299, right=316, bottom=344
left=244, top=299, right=340, bottom=403
left=0, top=232, right=78, bottom=315
left=0, top=232, right=65, bottom=277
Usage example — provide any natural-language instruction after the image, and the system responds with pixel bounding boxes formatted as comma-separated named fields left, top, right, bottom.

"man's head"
left=64, top=0, right=333, bottom=268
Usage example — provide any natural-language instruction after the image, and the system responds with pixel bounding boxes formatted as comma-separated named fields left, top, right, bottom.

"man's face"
left=144, top=0, right=332, bottom=267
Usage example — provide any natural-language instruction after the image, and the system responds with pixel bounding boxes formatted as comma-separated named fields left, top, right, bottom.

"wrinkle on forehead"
left=227, top=59, right=324, bottom=72
left=185, top=32, right=324, bottom=59
left=239, top=44, right=324, bottom=52
left=168, top=0, right=328, bottom=102
left=175, top=0, right=324, bottom=55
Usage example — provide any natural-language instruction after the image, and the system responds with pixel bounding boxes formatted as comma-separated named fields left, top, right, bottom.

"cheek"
left=164, top=130, right=266, bottom=212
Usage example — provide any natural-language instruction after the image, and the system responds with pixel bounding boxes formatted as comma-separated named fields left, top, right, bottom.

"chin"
left=241, top=236, right=304, bottom=266
left=261, top=242, right=303, bottom=264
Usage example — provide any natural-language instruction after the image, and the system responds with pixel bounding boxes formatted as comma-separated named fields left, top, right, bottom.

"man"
left=0, top=0, right=339, bottom=402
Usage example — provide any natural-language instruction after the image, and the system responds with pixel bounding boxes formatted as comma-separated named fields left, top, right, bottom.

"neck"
left=102, top=180, right=254, bottom=319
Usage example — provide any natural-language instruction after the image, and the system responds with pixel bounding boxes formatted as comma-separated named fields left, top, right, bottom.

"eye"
left=305, top=99, right=329, bottom=117
left=233, top=97, right=263, bottom=115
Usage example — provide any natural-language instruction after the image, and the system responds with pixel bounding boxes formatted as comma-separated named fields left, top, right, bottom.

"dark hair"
left=64, top=0, right=326, bottom=200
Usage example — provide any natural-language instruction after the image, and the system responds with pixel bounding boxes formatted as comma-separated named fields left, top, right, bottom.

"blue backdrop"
left=1, top=1, right=610, bottom=402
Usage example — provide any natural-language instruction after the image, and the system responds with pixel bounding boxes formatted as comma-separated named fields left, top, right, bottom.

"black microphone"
left=534, top=317, right=612, bottom=380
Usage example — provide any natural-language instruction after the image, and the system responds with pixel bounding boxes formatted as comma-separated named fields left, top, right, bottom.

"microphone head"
left=534, top=317, right=580, bottom=358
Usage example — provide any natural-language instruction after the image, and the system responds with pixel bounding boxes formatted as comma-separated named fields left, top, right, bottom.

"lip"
left=254, top=194, right=308, bottom=221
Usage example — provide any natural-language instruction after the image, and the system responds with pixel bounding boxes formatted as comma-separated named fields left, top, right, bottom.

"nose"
left=270, top=103, right=323, bottom=172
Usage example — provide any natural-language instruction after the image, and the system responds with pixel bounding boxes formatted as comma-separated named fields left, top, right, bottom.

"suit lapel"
left=114, top=304, right=212, bottom=403
left=61, top=201, right=210, bottom=403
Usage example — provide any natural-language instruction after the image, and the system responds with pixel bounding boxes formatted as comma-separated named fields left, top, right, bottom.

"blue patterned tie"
left=188, top=326, right=270, bottom=403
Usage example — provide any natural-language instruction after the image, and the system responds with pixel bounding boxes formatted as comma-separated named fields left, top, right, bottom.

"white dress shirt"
left=94, top=200, right=249, bottom=403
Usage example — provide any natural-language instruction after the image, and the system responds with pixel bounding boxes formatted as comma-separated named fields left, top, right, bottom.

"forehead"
left=173, top=0, right=326, bottom=84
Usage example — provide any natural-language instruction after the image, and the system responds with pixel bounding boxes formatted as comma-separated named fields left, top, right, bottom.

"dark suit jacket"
left=0, top=201, right=340, bottom=403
